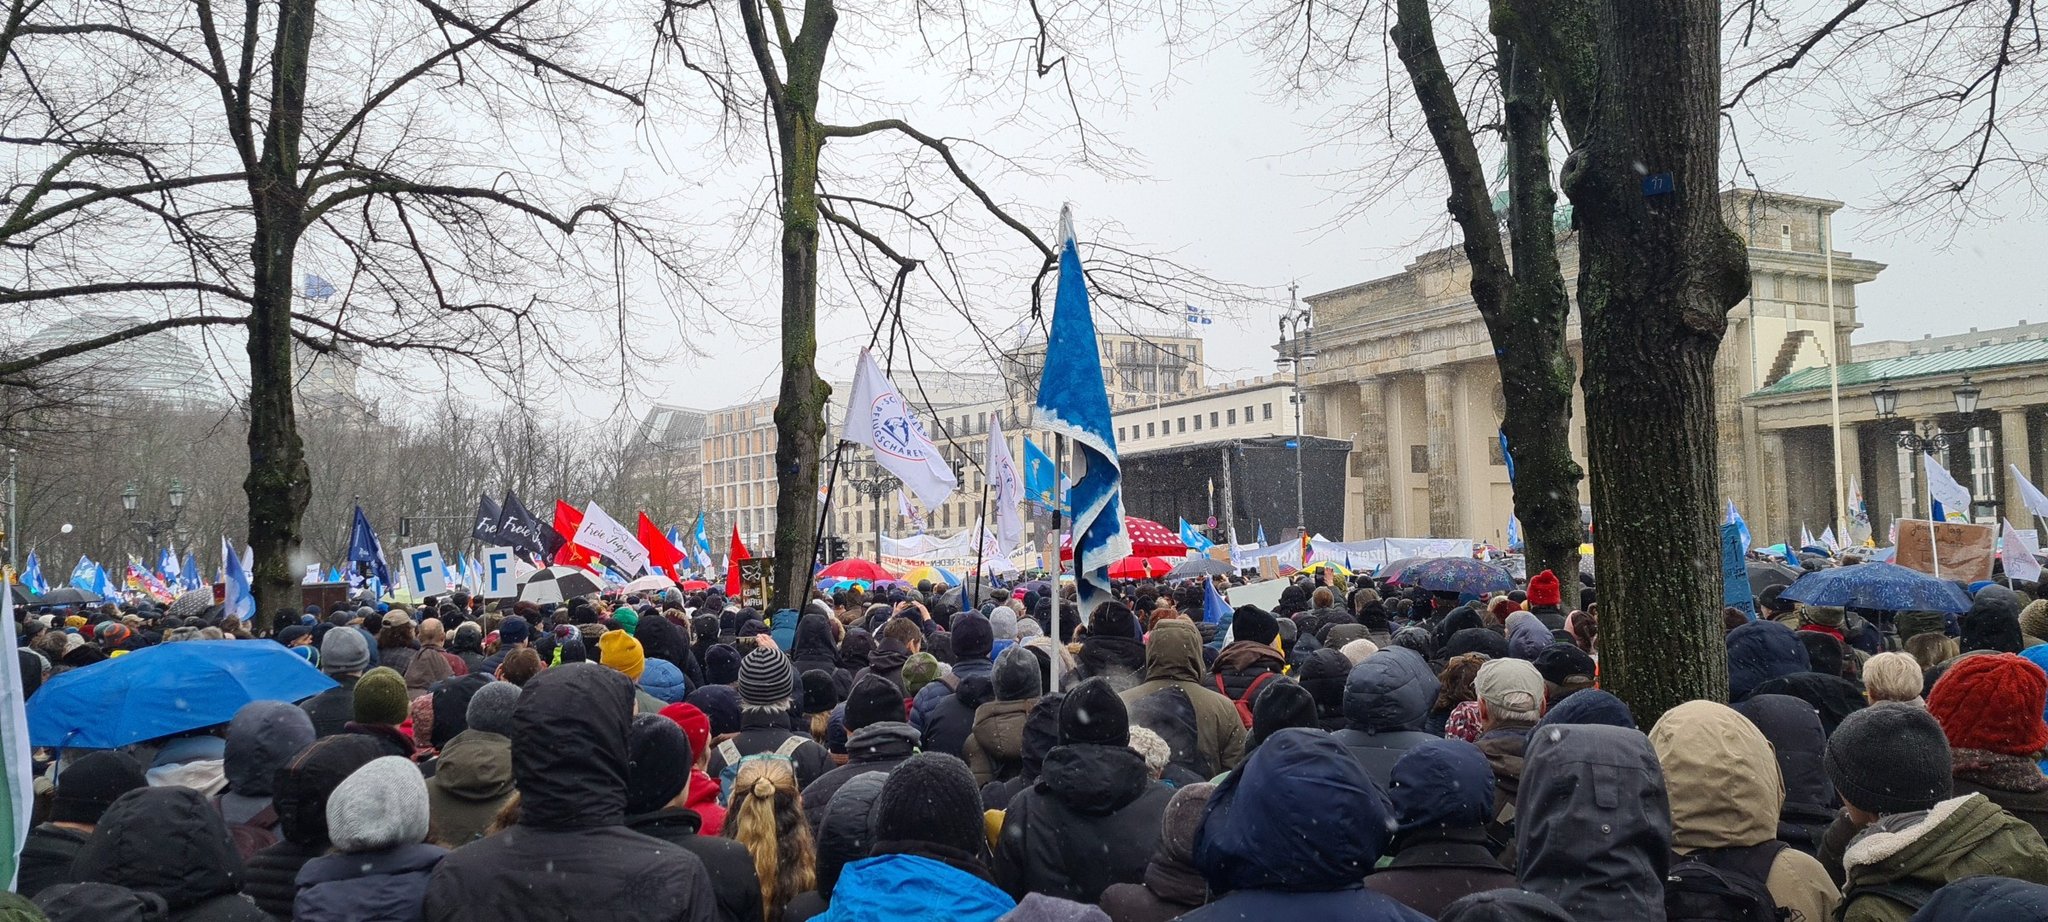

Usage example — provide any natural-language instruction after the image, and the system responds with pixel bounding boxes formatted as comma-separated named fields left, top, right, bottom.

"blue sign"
left=1284, top=440, right=1299, bottom=449
left=1642, top=172, right=1675, bottom=197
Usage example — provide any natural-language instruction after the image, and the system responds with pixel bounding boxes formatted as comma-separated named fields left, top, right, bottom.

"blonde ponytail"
left=723, top=759, right=815, bottom=922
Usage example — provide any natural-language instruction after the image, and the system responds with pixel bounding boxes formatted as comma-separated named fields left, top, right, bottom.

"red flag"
left=637, top=512, right=683, bottom=578
left=552, top=500, right=600, bottom=570
left=725, top=524, right=750, bottom=597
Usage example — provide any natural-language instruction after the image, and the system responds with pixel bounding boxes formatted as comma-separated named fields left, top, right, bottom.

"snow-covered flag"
left=1031, top=205, right=1131, bottom=627
left=841, top=348, right=957, bottom=508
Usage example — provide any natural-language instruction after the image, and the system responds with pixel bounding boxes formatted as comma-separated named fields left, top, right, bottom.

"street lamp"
left=845, top=456, right=900, bottom=565
left=1872, top=376, right=1984, bottom=453
left=121, top=479, right=187, bottom=547
left=1276, top=284, right=1314, bottom=534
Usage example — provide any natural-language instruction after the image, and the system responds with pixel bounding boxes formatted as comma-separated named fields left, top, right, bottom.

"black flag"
left=496, top=492, right=548, bottom=561
left=471, top=494, right=503, bottom=543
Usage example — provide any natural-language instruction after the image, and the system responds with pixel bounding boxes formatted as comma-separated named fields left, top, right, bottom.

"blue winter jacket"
left=815, top=853, right=1015, bottom=922
left=295, top=843, right=447, bottom=922
left=1725, top=619, right=1810, bottom=700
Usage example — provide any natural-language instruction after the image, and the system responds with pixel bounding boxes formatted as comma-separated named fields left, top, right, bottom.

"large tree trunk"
left=243, top=0, right=319, bottom=635
left=1392, top=0, right=1582, bottom=608
left=1508, top=0, right=1750, bottom=722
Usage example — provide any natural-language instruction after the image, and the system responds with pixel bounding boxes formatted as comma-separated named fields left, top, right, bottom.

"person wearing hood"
left=1515, top=724, right=1672, bottom=920
left=1297, top=646, right=1352, bottom=731
left=810, top=771, right=887, bottom=898
left=425, top=681, right=518, bottom=848
left=146, top=729, right=230, bottom=797
left=1649, top=700, right=1841, bottom=922
left=623, top=715, right=762, bottom=922
left=1332, top=647, right=1442, bottom=788
left=1536, top=688, right=1637, bottom=730
left=913, top=613, right=997, bottom=758
left=217, top=701, right=316, bottom=860
left=1726, top=619, right=1811, bottom=702
left=1750, top=669, right=1868, bottom=736
left=1503, top=612, right=1550, bottom=662
left=1118, top=619, right=1246, bottom=773
left=1181, top=728, right=1429, bottom=922
left=1926, top=652, right=2048, bottom=841
left=995, top=677, right=1172, bottom=903
left=1365, top=739, right=1516, bottom=917
left=1826, top=702, right=2048, bottom=921
left=302, top=627, right=373, bottom=737
left=242, top=736, right=387, bottom=919
left=982, top=693, right=1062, bottom=811
left=421, top=663, right=718, bottom=922
left=71, top=787, right=270, bottom=921
left=1097, top=782, right=1213, bottom=922
left=989, top=609, right=1020, bottom=660
left=1962, top=586, right=2027, bottom=653
left=1906, top=875, right=2048, bottom=919
left=803, top=673, right=922, bottom=825
left=18, top=751, right=146, bottom=900
left=815, top=753, right=1015, bottom=922
left=1209, top=606, right=1287, bottom=709
left=789, top=612, right=841, bottom=679
left=1735, top=693, right=1839, bottom=856
left=1245, top=680, right=1318, bottom=751
left=966, top=646, right=1043, bottom=787
left=292, top=756, right=446, bottom=922
left=1074, top=602, right=1147, bottom=688
left=706, top=647, right=834, bottom=788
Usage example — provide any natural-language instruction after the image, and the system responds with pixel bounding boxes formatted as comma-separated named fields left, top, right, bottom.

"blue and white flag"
left=221, top=536, right=254, bottom=621
left=1725, top=501, right=1751, bottom=552
left=179, top=552, right=202, bottom=591
left=986, top=414, right=1026, bottom=558
left=1256, top=522, right=1268, bottom=546
left=1032, top=206, right=1131, bottom=624
left=0, top=588, right=34, bottom=889
left=693, top=513, right=714, bottom=572
left=303, top=273, right=336, bottom=300
left=67, top=556, right=96, bottom=593
left=90, top=564, right=114, bottom=600
left=347, top=506, right=393, bottom=586
left=155, top=545, right=178, bottom=584
left=1498, top=430, right=1516, bottom=483
left=1178, top=518, right=1215, bottom=553
left=1923, top=452, right=1973, bottom=522
left=1202, top=577, right=1231, bottom=625
left=1506, top=515, right=1523, bottom=551
left=1023, top=438, right=1066, bottom=514
left=19, top=553, right=45, bottom=596
left=841, top=348, right=957, bottom=507
left=1185, top=304, right=1213, bottom=325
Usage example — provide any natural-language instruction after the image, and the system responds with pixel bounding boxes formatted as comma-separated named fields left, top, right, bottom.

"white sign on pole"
left=400, top=543, right=448, bottom=597
left=479, top=546, right=518, bottom=598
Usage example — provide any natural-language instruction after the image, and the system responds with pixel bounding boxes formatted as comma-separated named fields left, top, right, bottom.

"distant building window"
left=1118, top=426, right=1126, bottom=440
left=1210, top=411, right=1219, bottom=427
left=1263, top=403, right=1273, bottom=420
left=1147, top=422, right=1157, bottom=437
left=1194, top=416, right=1203, bottom=431
left=1228, top=409, right=1237, bottom=425
left=1410, top=445, right=1429, bottom=473
left=1177, top=418, right=1187, bottom=433
left=1245, top=405, right=1254, bottom=421
left=1780, top=224, right=1792, bottom=249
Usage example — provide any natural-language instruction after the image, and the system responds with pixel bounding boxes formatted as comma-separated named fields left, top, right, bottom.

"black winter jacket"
left=70, top=787, right=270, bottom=922
left=298, top=675, right=361, bottom=738
left=16, top=823, right=87, bottom=899
left=801, top=722, right=919, bottom=827
left=244, top=734, right=390, bottom=919
left=241, top=841, right=319, bottom=920
left=993, top=742, right=1172, bottom=904
left=294, top=843, right=446, bottom=922
left=625, top=809, right=763, bottom=922
left=812, top=772, right=888, bottom=895
left=705, top=709, right=834, bottom=788
left=422, top=663, right=717, bottom=922
left=918, top=675, right=993, bottom=759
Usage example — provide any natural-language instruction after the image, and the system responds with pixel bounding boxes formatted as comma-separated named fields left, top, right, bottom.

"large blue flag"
left=180, top=551, right=202, bottom=591
left=1033, top=206, right=1130, bottom=628
left=1724, top=500, right=1751, bottom=553
left=347, top=506, right=393, bottom=586
left=692, top=513, right=713, bottom=572
left=1202, top=577, right=1231, bottom=624
left=67, top=556, right=96, bottom=592
left=1256, top=522, right=1267, bottom=546
left=221, top=536, right=254, bottom=621
left=1178, top=518, right=1215, bottom=553
left=90, top=563, right=114, bottom=600
left=19, top=552, right=46, bottom=596
left=155, top=546, right=178, bottom=584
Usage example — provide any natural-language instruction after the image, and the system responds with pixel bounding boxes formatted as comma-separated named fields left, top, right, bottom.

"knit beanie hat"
left=1156, top=782, right=1216, bottom=865
left=659, top=702, right=712, bottom=762
left=1247, top=681, right=1317, bottom=749
left=326, top=756, right=429, bottom=852
left=498, top=615, right=530, bottom=646
left=1825, top=702, right=1953, bottom=814
left=1231, top=606, right=1279, bottom=647
left=1532, top=642, right=1597, bottom=686
left=1527, top=570, right=1561, bottom=608
left=625, top=714, right=692, bottom=815
left=870, top=752, right=985, bottom=860
left=320, top=625, right=371, bottom=675
left=951, top=613, right=995, bottom=661
left=1339, top=638, right=1380, bottom=665
left=612, top=607, right=640, bottom=636
left=686, top=685, right=742, bottom=736
left=1928, top=652, right=2048, bottom=756
left=1059, top=677, right=1129, bottom=746
left=1800, top=605, right=1847, bottom=628
left=1896, top=610, right=1949, bottom=642
left=596, top=630, right=646, bottom=682
left=464, top=681, right=522, bottom=736
left=902, top=653, right=942, bottom=695
left=992, top=645, right=1042, bottom=701
left=845, top=673, right=905, bottom=732
left=52, top=751, right=147, bottom=825
left=800, top=670, right=840, bottom=714
left=352, top=667, right=409, bottom=725
left=705, top=644, right=742, bottom=686
left=990, top=610, right=1019, bottom=641
left=1475, top=658, right=1547, bottom=723
left=2022, top=600, right=2048, bottom=643
left=737, top=646, right=794, bottom=706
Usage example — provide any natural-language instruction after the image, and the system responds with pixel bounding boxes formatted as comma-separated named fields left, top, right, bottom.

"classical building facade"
left=1297, top=189, right=1888, bottom=547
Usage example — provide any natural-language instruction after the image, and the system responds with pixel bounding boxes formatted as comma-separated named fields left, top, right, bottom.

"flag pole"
left=971, top=476, right=992, bottom=604
left=1048, top=430, right=1065, bottom=693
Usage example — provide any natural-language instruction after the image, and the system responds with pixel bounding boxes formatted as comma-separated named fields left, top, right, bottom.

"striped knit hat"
left=738, top=646, right=793, bottom=706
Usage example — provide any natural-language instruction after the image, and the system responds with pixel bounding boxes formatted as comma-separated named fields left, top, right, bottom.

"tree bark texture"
left=243, top=0, right=320, bottom=634
left=1392, top=0, right=1582, bottom=607
left=1503, top=0, right=1751, bottom=723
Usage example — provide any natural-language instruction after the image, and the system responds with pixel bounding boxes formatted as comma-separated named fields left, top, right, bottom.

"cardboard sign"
left=1893, top=519, right=1995, bottom=582
left=479, top=546, right=518, bottom=599
left=1257, top=557, right=1281, bottom=581
left=400, top=543, right=448, bottom=598
left=1206, top=545, right=1231, bottom=563
left=737, top=556, right=774, bottom=611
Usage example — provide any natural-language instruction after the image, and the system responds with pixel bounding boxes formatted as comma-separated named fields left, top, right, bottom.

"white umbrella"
left=621, top=572, right=677, bottom=593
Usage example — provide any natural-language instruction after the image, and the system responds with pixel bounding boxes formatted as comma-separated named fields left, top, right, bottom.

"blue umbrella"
left=1778, top=562, right=1971, bottom=614
left=29, top=641, right=337, bottom=749
left=1391, top=557, right=1515, bottom=596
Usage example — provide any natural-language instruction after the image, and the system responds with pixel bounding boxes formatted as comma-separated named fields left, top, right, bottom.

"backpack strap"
left=715, top=739, right=742, bottom=768
left=1238, top=670, right=1278, bottom=703
left=1698, top=840, right=1786, bottom=885
left=1211, top=674, right=1229, bottom=698
left=773, top=736, right=806, bottom=759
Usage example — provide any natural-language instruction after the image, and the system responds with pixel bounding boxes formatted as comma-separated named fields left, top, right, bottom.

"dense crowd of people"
left=6, top=555, right=2048, bottom=921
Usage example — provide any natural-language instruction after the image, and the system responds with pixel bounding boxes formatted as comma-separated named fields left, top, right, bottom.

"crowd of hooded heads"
left=7, top=561, right=2048, bottom=921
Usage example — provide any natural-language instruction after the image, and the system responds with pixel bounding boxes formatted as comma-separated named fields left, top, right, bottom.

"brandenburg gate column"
left=1424, top=368, right=1464, bottom=538
left=1355, top=377, right=1392, bottom=537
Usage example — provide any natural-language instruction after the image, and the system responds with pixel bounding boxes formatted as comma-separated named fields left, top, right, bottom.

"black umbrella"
left=1165, top=557, right=1232, bottom=580
left=33, top=587, right=102, bottom=606
left=6, top=583, right=33, bottom=605
left=1746, top=560, right=1801, bottom=595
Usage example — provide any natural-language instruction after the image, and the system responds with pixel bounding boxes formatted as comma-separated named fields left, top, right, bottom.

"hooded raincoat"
left=1515, top=724, right=1672, bottom=921
left=1331, top=647, right=1442, bottom=788
left=1117, top=621, right=1246, bottom=773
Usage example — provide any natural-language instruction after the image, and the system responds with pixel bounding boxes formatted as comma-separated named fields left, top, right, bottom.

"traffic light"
left=826, top=536, right=849, bottom=563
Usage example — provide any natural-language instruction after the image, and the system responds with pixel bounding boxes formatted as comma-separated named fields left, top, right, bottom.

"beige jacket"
left=1650, top=700, right=1841, bottom=922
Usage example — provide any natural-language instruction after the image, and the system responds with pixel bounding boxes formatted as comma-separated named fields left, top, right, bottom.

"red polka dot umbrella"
left=1060, top=516, right=1187, bottom=562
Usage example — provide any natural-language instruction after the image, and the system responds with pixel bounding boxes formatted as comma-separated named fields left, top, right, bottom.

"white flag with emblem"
left=841, top=348, right=957, bottom=507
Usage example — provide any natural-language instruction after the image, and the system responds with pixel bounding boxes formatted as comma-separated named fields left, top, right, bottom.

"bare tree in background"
left=1, top=0, right=701, bottom=630
left=655, top=0, right=1260, bottom=607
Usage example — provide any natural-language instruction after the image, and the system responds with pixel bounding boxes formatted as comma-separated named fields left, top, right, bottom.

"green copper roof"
left=1753, top=338, right=2048, bottom=397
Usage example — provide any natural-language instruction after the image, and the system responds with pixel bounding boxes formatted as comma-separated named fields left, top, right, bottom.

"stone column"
left=2003, top=409, right=2037, bottom=523
left=1383, top=377, right=1413, bottom=537
left=1425, top=369, right=1463, bottom=538
left=1868, top=428, right=1902, bottom=541
left=1759, top=430, right=1789, bottom=546
left=1354, top=378, right=1392, bottom=537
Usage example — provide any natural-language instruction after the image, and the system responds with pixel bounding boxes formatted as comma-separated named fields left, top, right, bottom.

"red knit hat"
left=1528, top=569, right=1562, bottom=608
left=1929, top=653, right=2048, bottom=757
left=659, top=702, right=712, bottom=763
